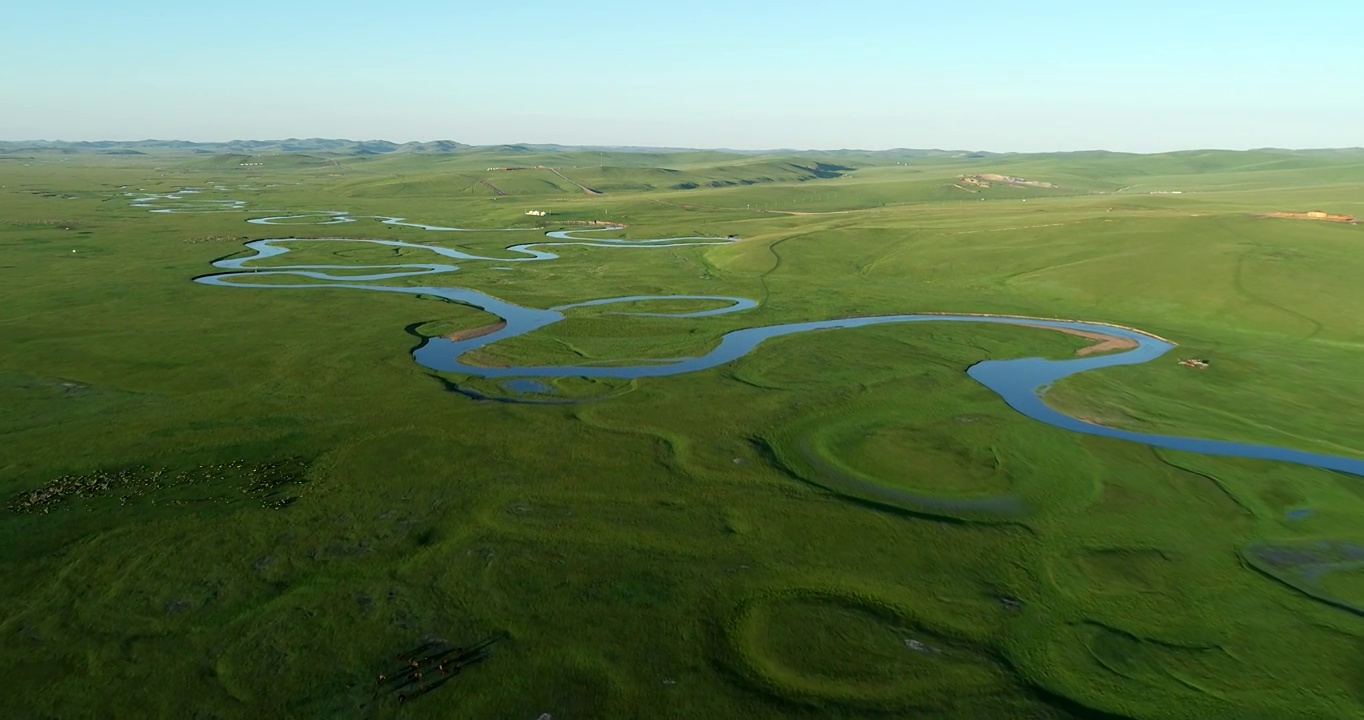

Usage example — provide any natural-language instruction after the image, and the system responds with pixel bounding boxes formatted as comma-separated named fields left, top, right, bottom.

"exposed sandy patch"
left=1018, top=324, right=1138, bottom=356
left=1260, top=211, right=1357, bottom=224
left=1072, top=332, right=1139, bottom=356
left=961, top=174, right=1058, bottom=189
left=446, top=321, right=506, bottom=341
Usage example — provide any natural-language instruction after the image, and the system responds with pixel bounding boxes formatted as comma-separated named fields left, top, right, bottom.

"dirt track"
left=544, top=167, right=601, bottom=195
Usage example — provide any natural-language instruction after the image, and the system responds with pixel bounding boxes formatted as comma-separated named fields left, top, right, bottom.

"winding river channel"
left=161, top=192, right=1364, bottom=478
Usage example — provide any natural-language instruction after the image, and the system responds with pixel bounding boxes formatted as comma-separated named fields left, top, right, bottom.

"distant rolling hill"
left=1, top=139, right=1359, bottom=169
left=0, top=138, right=470, bottom=156
left=330, top=152, right=860, bottom=198
left=6, top=138, right=1361, bottom=203
left=399, top=140, right=467, bottom=153
left=0, top=137, right=994, bottom=160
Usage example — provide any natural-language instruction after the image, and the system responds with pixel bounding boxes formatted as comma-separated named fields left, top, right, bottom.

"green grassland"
left=2, top=145, right=1364, bottom=718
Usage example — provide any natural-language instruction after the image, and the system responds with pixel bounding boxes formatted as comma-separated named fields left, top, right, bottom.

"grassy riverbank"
left=2, top=146, right=1363, bottom=718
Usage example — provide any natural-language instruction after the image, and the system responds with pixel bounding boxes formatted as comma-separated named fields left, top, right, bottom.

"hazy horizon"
left=4, top=0, right=1361, bottom=153
left=4, top=136, right=1364, bottom=156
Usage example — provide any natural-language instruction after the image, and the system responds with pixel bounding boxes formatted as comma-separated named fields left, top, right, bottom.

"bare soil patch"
left=1261, top=211, right=1357, bottom=224
left=446, top=321, right=506, bottom=341
left=1019, top=324, right=1138, bottom=356
left=960, top=174, right=1058, bottom=189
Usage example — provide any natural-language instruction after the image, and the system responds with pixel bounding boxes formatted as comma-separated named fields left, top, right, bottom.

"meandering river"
left=169, top=198, right=1364, bottom=478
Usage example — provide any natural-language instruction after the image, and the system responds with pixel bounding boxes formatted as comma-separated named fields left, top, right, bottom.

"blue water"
left=170, top=197, right=1364, bottom=479
left=128, top=191, right=246, bottom=213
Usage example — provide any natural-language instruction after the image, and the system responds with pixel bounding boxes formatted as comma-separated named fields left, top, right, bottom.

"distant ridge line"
left=1, top=138, right=1361, bottom=158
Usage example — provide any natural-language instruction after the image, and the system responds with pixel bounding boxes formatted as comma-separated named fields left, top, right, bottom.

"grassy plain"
left=2, top=145, right=1364, bottom=718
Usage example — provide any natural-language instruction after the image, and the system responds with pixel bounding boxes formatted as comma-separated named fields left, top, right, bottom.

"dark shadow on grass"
left=378, top=633, right=507, bottom=704
left=1025, top=684, right=1137, bottom=720
left=750, top=437, right=1031, bottom=528
left=1240, top=543, right=1364, bottom=619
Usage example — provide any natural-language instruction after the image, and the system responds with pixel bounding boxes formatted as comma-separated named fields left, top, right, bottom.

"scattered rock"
left=904, top=638, right=940, bottom=654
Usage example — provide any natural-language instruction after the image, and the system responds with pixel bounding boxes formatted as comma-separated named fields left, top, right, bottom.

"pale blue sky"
left=3, top=0, right=1361, bottom=151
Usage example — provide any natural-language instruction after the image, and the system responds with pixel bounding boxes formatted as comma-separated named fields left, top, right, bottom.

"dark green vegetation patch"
left=9, top=457, right=310, bottom=514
